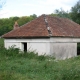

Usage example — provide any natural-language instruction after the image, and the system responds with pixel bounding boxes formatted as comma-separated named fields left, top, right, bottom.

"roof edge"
left=3, top=36, right=50, bottom=39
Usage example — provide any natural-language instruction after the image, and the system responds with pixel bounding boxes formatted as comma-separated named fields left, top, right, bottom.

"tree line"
left=0, top=0, right=80, bottom=36
left=51, top=0, right=80, bottom=24
left=0, top=14, right=37, bottom=36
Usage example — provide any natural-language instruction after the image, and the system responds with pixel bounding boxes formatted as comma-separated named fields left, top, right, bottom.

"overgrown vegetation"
left=0, top=38, right=80, bottom=80
left=0, top=38, right=4, bottom=47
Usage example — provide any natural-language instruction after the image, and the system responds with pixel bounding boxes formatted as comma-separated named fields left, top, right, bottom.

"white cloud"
left=0, top=0, right=79, bottom=18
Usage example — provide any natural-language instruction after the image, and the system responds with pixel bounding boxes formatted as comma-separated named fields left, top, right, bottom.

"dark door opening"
left=77, top=43, right=80, bottom=55
left=23, top=43, right=27, bottom=52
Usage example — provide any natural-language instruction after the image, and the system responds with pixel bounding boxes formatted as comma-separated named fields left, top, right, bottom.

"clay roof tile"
left=2, top=15, right=80, bottom=38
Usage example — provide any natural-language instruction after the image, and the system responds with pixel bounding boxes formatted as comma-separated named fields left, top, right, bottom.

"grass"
left=0, top=38, right=4, bottom=47
left=0, top=38, right=80, bottom=80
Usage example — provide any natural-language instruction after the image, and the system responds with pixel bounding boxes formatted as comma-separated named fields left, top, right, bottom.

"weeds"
left=0, top=46, right=47, bottom=61
left=0, top=38, right=80, bottom=80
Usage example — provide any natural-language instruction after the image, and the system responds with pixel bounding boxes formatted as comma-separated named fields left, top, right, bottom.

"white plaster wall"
left=4, top=38, right=50, bottom=55
left=50, top=37, right=80, bottom=43
left=49, top=37, right=79, bottom=59
left=50, top=43, right=77, bottom=60
left=4, top=42, right=21, bottom=49
left=4, top=37, right=80, bottom=59
left=27, top=42, right=50, bottom=55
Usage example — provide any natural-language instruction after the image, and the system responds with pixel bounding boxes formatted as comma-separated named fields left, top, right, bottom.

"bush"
left=0, top=46, right=19, bottom=57
left=6, top=47, right=19, bottom=57
left=19, top=51, right=47, bottom=61
left=0, top=46, right=47, bottom=61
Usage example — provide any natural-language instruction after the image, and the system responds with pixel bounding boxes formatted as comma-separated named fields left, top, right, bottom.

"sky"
left=0, top=0, right=79, bottom=18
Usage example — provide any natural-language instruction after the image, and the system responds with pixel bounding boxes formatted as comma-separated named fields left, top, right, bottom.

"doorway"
left=23, top=43, right=27, bottom=52
left=77, top=43, right=80, bottom=55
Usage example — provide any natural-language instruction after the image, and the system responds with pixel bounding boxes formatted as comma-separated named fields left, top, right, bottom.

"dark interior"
left=23, top=43, right=27, bottom=52
left=77, top=43, right=80, bottom=55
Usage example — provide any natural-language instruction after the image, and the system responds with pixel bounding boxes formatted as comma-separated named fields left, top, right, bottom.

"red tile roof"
left=2, top=14, right=80, bottom=38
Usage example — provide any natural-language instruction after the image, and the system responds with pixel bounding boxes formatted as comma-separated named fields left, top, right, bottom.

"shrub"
left=0, top=46, right=19, bottom=57
left=0, top=46, right=51, bottom=61
left=6, top=47, right=20, bottom=57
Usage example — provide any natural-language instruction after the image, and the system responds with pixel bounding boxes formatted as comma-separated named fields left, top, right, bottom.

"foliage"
left=0, top=46, right=80, bottom=80
left=0, top=14, right=37, bottom=36
left=51, top=8, right=71, bottom=19
left=71, top=0, right=80, bottom=24
left=30, top=14, right=37, bottom=19
left=0, top=46, right=47, bottom=61
left=0, top=38, right=80, bottom=80
left=0, top=38, right=4, bottom=47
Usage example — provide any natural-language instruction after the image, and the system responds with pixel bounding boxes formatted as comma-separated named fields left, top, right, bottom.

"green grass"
left=0, top=38, right=80, bottom=80
left=0, top=38, right=4, bottom=47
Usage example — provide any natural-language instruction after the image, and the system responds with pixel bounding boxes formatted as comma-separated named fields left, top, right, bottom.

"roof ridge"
left=44, top=15, right=52, bottom=36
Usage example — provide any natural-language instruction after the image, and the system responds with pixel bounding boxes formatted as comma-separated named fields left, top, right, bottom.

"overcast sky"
left=0, top=0, right=79, bottom=18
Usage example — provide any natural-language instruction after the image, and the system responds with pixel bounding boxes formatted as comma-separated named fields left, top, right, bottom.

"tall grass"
left=0, top=45, right=48, bottom=61
left=0, top=38, right=80, bottom=80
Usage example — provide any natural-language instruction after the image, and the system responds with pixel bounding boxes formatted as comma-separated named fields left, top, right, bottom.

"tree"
left=51, top=8, right=71, bottom=19
left=30, top=14, right=37, bottom=19
left=71, top=0, right=80, bottom=24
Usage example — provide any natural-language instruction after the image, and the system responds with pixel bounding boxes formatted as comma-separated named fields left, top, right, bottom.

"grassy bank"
left=0, top=38, right=80, bottom=80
